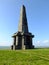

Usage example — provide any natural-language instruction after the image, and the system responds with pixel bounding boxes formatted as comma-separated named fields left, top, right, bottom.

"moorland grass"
left=0, top=48, right=49, bottom=65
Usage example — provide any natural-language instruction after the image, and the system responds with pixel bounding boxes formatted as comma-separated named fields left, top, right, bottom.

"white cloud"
left=37, top=41, right=40, bottom=43
left=0, top=41, right=12, bottom=46
left=43, top=40, right=49, bottom=43
left=34, top=40, right=49, bottom=47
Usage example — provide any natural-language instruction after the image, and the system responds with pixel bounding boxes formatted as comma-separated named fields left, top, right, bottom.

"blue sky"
left=0, top=0, right=49, bottom=47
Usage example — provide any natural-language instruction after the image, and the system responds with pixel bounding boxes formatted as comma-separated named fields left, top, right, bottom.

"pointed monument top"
left=22, top=5, right=25, bottom=8
left=18, top=5, right=29, bottom=33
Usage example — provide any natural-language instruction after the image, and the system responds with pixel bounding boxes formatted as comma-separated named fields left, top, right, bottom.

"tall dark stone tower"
left=11, top=5, right=34, bottom=50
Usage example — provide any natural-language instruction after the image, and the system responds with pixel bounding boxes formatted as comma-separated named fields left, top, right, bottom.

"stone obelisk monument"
left=11, top=5, right=34, bottom=50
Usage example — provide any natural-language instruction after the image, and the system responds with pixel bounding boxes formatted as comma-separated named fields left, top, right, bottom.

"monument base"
left=11, top=45, right=21, bottom=50
left=11, top=45, right=34, bottom=50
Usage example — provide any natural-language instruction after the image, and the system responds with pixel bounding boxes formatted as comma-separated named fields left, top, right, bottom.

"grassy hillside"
left=0, top=48, right=49, bottom=65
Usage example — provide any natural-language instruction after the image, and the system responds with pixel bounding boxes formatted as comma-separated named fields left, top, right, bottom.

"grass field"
left=0, top=48, right=49, bottom=65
